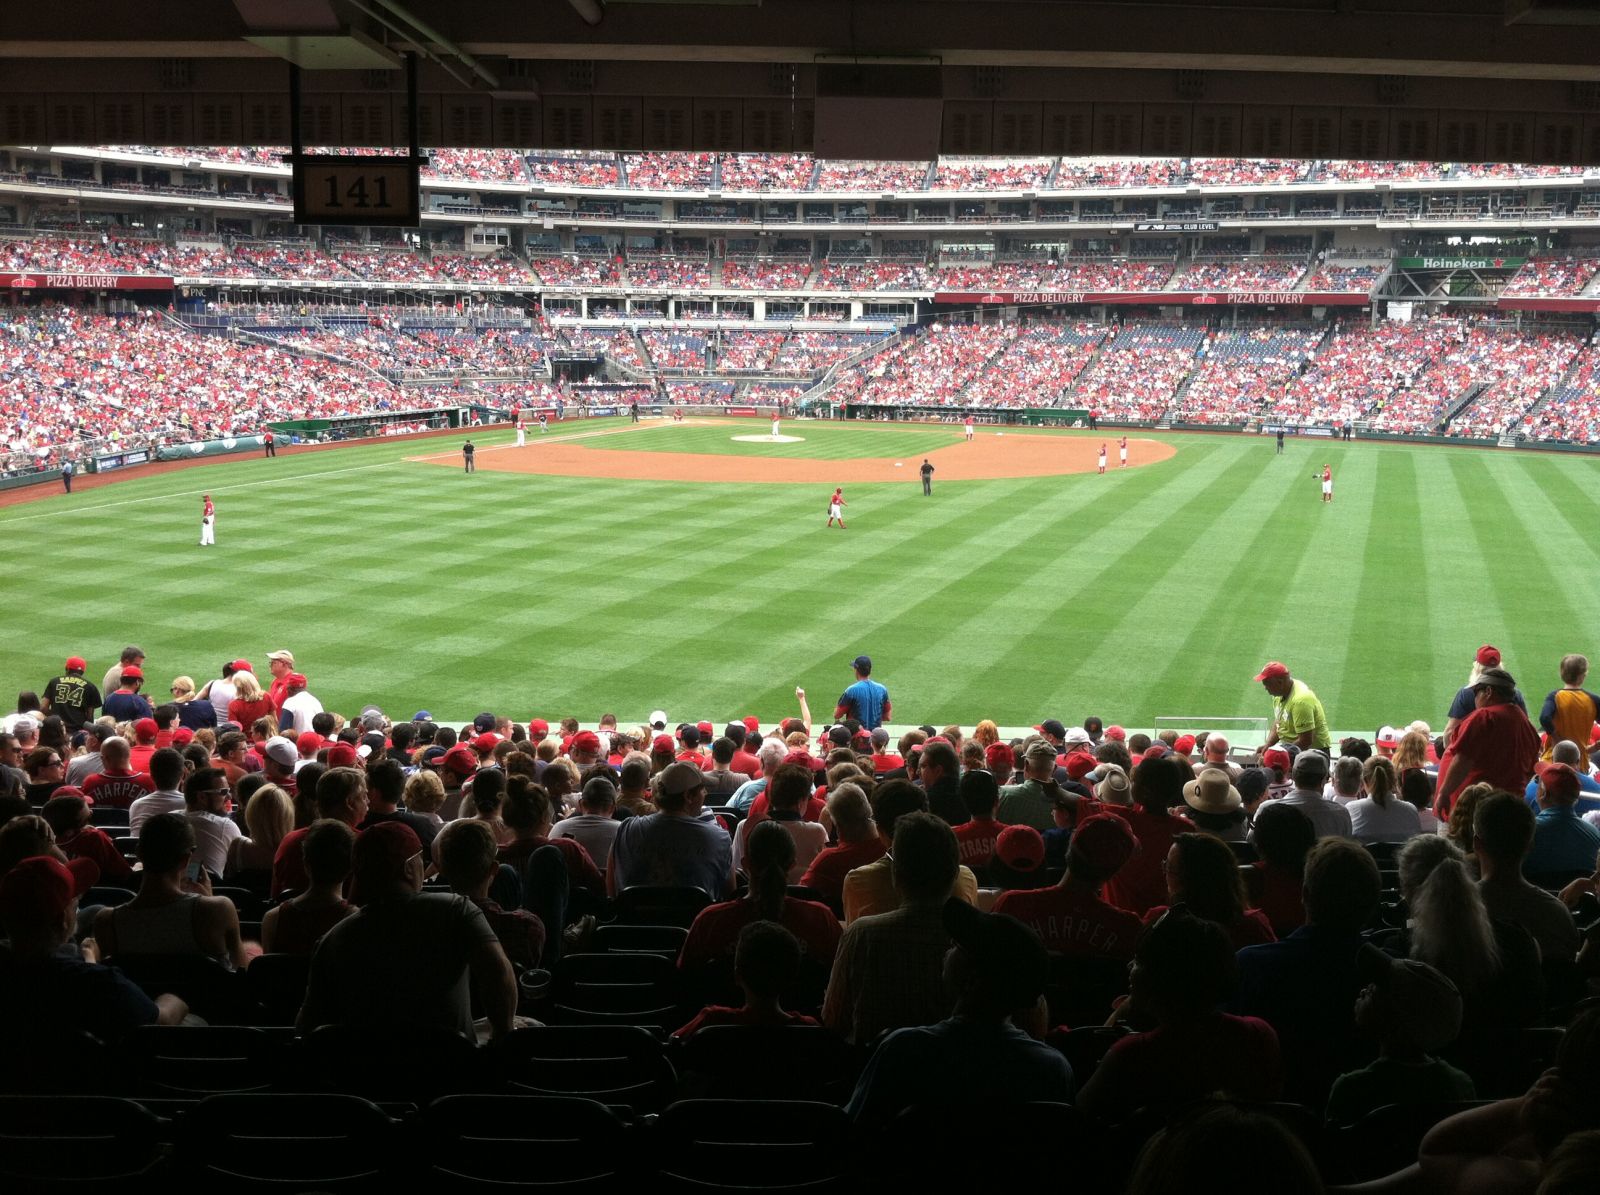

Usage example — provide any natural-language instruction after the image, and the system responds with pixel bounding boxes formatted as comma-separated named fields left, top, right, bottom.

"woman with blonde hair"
left=226, top=784, right=293, bottom=891
left=169, top=675, right=217, bottom=732
left=226, top=672, right=274, bottom=739
left=1399, top=835, right=1541, bottom=1032
left=404, top=769, right=446, bottom=826
left=1349, top=756, right=1422, bottom=843
left=1393, top=729, right=1432, bottom=772
left=972, top=720, right=1000, bottom=750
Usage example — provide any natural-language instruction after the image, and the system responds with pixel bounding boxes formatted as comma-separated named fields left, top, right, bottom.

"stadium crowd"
left=4, top=644, right=1600, bottom=1191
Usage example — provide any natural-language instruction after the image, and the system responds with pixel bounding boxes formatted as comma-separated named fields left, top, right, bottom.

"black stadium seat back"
left=1227, top=840, right=1259, bottom=864
left=1444, top=1026, right=1565, bottom=1100
left=121, top=1024, right=288, bottom=1097
left=211, top=886, right=268, bottom=921
left=89, top=806, right=130, bottom=829
left=424, top=1093, right=637, bottom=1189
left=653, top=1098, right=856, bottom=1193
left=496, top=1024, right=678, bottom=1112
left=885, top=1102, right=1094, bottom=1187
left=0, top=1030, right=118, bottom=1096
left=175, top=1092, right=401, bottom=1189
left=0, top=1094, right=168, bottom=1185
left=678, top=1025, right=861, bottom=1101
left=84, top=885, right=136, bottom=909
left=613, top=885, right=712, bottom=928
left=292, top=1024, right=490, bottom=1103
left=552, top=951, right=686, bottom=1027
left=245, top=952, right=311, bottom=1026
left=594, top=923, right=689, bottom=958
left=112, top=836, right=140, bottom=860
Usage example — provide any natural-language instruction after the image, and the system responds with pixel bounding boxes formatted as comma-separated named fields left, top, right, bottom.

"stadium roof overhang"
left=4, top=0, right=1600, bottom=162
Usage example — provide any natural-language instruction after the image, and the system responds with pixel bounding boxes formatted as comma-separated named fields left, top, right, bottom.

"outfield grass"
left=2, top=417, right=1596, bottom=735
left=615, top=422, right=961, bottom=458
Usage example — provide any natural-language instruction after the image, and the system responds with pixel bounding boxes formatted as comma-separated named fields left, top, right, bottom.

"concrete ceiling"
left=3, top=1, right=1600, bottom=161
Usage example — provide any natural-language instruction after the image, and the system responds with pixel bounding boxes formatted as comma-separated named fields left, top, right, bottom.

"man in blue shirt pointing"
left=836, top=655, right=892, bottom=731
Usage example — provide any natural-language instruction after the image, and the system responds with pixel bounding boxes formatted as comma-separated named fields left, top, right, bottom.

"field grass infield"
left=2, top=415, right=1596, bottom=736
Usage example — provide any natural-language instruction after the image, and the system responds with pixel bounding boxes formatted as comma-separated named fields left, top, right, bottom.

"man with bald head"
left=1200, top=733, right=1241, bottom=781
left=1524, top=740, right=1600, bottom=816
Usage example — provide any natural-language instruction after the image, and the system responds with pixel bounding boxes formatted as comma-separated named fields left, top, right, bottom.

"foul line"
left=0, top=421, right=664, bottom=526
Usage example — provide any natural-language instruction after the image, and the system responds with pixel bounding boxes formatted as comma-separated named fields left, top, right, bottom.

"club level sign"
left=292, top=154, right=421, bottom=228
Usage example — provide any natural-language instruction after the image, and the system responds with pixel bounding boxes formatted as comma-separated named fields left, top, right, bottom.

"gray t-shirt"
left=302, top=892, right=499, bottom=1040
left=548, top=813, right=622, bottom=872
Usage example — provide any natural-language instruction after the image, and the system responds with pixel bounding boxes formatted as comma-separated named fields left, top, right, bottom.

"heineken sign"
left=1398, top=256, right=1526, bottom=270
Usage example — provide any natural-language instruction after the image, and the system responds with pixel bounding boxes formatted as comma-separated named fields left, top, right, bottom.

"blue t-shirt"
left=1525, top=808, right=1600, bottom=877
left=838, top=678, right=889, bottom=730
left=0, top=951, right=158, bottom=1040
left=1448, top=685, right=1527, bottom=721
left=103, top=691, right=154, bottom=722
left=611, top=811, right=733, bottom=900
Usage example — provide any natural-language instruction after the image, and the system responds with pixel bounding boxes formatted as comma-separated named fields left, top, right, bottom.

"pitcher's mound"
left=731, top=434, right=806, bottom=443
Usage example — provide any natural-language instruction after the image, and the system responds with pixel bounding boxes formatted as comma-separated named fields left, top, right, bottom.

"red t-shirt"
left=799, top=838, right=886, bottom=908
left=268, top=677, right=289, bottom=712
left=673, top=1005, right=820, bottom=1039
left=954, top=816, right=1002, bottom=871
left=56, top=825, right=135, bottom=884
left=679, top=896, right=841, bottom=970
left=676, top=750, right=708, bottom=768
left=870, top=753, right=904, bottom=774
left=228, top=696, right=277, bottom=736
left=729, top=750, right=762, bottom=779
left=993, top=883, right=1144, bottom=959
left=128, top=744, right=156, bottom=775
left=1435, top=700, right=1542, bottom=818
left=1143, top=905, right=1276, bottom=950
left=81, top=768, right=155, bottom=809
left=1103, top=807, right=1197, bottom=918
left=1084, top=1014, right=1282, bottom=1119
left=1246, top=862, right=1307, bottom=939
left=272, top=826, right=313, bottom=897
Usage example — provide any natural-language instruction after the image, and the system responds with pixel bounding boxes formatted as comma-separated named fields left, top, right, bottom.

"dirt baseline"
left=419, top=424, right=1175, bottom=484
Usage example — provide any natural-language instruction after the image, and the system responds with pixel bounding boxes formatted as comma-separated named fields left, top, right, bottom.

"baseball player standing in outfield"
left=827, top=487, right=848, bottom=529
left=1321, top=464, right=1334, bottom=503
left=1098, top=443, right=1107, bottom=475
left=964, top=417, right=974, bottom=442
left=514, top=407, right=526, bottom=447
left=199, top=494, right=216, bottom=547
left=463, top=439, right=476, bottom=473
left=1119, top=436, right=1129, bottom=468
left=920, top=458, right=935, bottom=495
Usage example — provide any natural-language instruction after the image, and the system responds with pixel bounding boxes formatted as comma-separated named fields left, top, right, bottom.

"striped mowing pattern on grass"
left=2, top=419, right=1597, bottom=733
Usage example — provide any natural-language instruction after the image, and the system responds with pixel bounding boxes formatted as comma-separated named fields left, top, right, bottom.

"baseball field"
left=2, top=415, right=1594, bottom=736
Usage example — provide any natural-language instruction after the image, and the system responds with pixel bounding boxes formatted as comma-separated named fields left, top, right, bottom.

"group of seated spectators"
left=713, top=331, right=787, bottom=372
left=7, top=644, right=1600, bottom=1193
left=623, top=152, right=718, bottom=190
left=1276, top=319, right=1458, bottom=427
left=1371, top=325, right=1584, bottom=435
left=813, top=260, right=929, bottom=291
left=1172, top=255, right=1309, bottom=292
left=1074, top=324, right=1207, bottom=420
left=640, top=329, right=708, bottom=370
left=1503, top=256, right=1600, bottom=298
left=813, top=160, right=930, bottom=191
left=1445, top=329, right=1587, bottom=438
left=929, top=158, right=1054, bottom=191
left=1524, top=346, right=1600, bottom=444
left=717, top=153, right=816, bottom=192
left=960, top=323, right=1110, bottom=408
left=525, top=152, right=621, bottom=187
left=720, top=259, right=814, bottom=290
left=1175, top=327, right=1326, bottom=424
left=1300, top=261, right=1388, bottom=292
left=0, top=233, right=176, bottom=274
left=1190, top=158, right=1313, bottom=186
left=422, top=149, right=531, bottom=183
left=0, top=306, right=397, bottom=469
left=846, top=322, right=1018, bottom=408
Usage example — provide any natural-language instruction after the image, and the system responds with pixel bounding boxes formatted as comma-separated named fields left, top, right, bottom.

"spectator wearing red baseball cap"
left=101, top=646, right=145, bottom=701
left=277, top=673, right=323, bottom=736
left=0, top=855, right=189, bottom=1035
left=40, top=656, right=101, bottom=733
left=102, top=663, right=154, bottom=724
left=1254, top=661, right=1330, bottom=753
left=1443, top=644, right=1530, bottom=747
left=995, top=812, right=1143, bottom=957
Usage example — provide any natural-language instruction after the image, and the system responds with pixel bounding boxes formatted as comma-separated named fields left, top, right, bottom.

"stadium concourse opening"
left=412, top=421, right=1175, bottom=482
